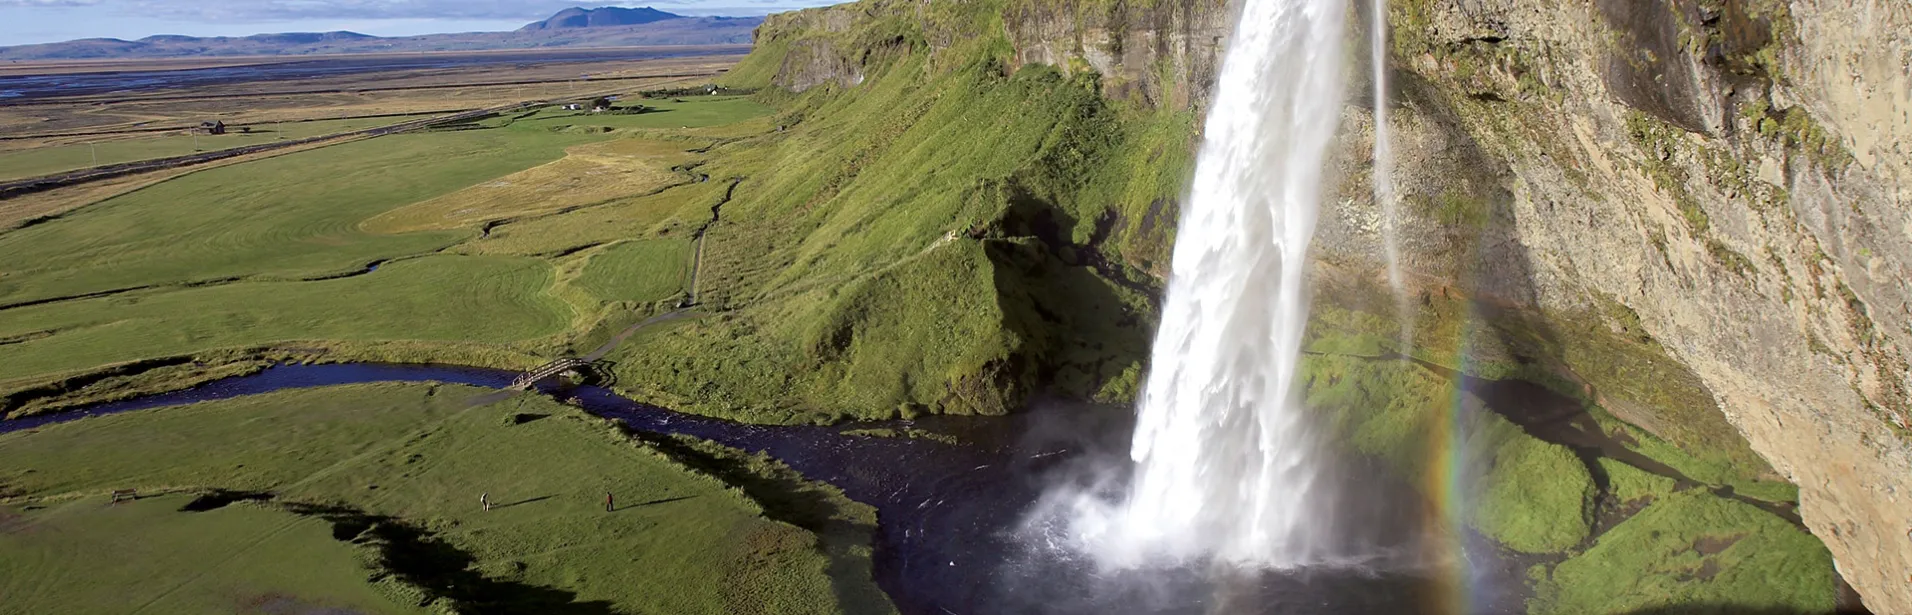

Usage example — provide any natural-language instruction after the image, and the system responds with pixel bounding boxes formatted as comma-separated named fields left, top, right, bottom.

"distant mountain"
left=0, top=17, right=761, bottom=60
left=520, top=7, right=682, bottom=31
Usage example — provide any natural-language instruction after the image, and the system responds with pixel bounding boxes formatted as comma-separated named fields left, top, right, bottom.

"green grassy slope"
left=600, top=1, right=1189, bottom=423
left=574, top=239, right=693, bottom=303
left=0, top=384, right=888, bottom=615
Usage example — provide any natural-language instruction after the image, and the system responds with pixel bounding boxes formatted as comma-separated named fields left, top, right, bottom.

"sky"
left=0, top=1, right=841, bottom=46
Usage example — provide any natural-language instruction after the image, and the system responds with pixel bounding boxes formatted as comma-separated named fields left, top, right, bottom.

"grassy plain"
left=0, top=383, right=887, bottom=614
left=574, top=239, right=693, bottom=303
left=457, top=180, right=724, bottom=256
left=513, top=96, right=774, bottom=131
left=360, top=138, right=699, bottom=234
left=0, top=129, right=587, bottom=305
left=1, top=494, right=428, bottom=615
left=0, top=256, right=570, bottom=382
left=0, top=70, right=769, bottom=410
left=0, top=114, right=442, bottom=181
left=0, top=54, right=737, bottom=137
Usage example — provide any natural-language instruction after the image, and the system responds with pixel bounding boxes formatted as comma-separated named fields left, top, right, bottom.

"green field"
left=0, top=384, right=890, bottom=615
left=0, top=256, right=570, bottom=382
left=0, top=96, right=771, bottom=401
left=2, top=494, right=427, bottom=615
left=459, top=181, right=725, bottom=256
left=0, top=128, right=598, bottom=307
left=515, top=96, right=773, bottom=131
left=0, top=114, right=444, bottom=182
left=574, top=239, right=692, bottom=303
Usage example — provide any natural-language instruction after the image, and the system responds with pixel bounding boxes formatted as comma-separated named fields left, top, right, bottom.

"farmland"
left=0, top=66, right=772, bottom=407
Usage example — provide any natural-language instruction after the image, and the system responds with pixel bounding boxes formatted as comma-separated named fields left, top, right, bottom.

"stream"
left=0, top=363, right=1538, bottom=614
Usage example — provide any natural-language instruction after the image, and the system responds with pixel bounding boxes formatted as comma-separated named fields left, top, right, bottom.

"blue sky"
left=0, top=1, right=840, bottom=46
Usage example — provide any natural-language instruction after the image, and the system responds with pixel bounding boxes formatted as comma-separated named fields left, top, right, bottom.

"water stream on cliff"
left=1372, top=0, right=1400, bottom=298
left=1051, top=0, right=1355, bottom=569
left=1371, top=0, right=1414, bottom=349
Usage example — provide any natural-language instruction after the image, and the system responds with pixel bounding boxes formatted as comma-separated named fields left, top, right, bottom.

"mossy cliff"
left=616, top=0, right=1907, bottom=609
left=1315, top=0, right=1911, bottom=609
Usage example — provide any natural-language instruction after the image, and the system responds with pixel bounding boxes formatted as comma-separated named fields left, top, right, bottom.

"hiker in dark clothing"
left=605, top=492, right=614, bottom=512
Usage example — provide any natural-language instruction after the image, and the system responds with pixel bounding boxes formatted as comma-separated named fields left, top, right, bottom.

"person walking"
left=604, top=491, right=614, bottom=513
left=481, top=492, right=491, bottom=511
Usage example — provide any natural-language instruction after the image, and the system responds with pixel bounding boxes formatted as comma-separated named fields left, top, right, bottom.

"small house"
left=195, top=120, right=226, bottom=135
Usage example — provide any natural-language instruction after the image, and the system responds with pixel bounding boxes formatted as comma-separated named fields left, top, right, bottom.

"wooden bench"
left=109, top=489, right=137, bottom=504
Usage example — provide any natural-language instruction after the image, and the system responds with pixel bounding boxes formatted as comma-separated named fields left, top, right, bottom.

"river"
left=0, top=363, right=1530, bottom=614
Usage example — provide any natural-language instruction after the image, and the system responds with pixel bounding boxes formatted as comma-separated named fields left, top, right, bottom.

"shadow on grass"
left=496, top=495, right=555, bottom=509
left=984, top=182, right=1154, bottom=401
left=627, top=431, right=896, bottom=615
left=280, top=501, right=618, bottom=614
left=615, top=495, right=696, bottom=511
left=1622, top=606, right=1865, bottom=615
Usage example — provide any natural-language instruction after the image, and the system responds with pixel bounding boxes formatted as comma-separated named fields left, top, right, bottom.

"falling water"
left=1373, top=0, right=1402, bottom=299
left=1062, top=0, right=1350, bottom=569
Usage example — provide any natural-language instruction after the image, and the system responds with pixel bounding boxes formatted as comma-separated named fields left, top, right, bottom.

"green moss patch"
left=1530, top=490, right=1836, bottom=614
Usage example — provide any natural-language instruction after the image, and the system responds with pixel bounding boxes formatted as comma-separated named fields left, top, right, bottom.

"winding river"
left=0, top=363, right=1532, bottom=615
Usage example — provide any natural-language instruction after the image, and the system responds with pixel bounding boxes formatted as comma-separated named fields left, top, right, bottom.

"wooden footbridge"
left=509, top=357, right=594, bottom=390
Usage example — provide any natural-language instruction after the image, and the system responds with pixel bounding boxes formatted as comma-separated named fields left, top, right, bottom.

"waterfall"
left=1063, top=0, right=1350, bottom=569
left=1373, top=0, right=1401, bottom=299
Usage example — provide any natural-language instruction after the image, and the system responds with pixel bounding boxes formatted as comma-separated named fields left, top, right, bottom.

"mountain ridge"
left=519, top=6, right=686, bottom=31
left=0, top=8, right=759, bottom=60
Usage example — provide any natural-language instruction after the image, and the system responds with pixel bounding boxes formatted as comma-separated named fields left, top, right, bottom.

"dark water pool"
left=0, top=363, right=1527, bottom=614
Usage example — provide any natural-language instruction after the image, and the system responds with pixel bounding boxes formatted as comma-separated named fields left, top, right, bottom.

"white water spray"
left=1061, top=0, right=1350, bottom=569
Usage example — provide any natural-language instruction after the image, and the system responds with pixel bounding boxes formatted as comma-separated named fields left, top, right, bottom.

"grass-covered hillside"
left=600, top=0, right=1202, bottom=423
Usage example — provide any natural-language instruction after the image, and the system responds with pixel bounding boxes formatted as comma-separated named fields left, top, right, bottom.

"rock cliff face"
left=1317, top=0, right=1911, bottom=609
left=748, top=0, right=1232, bottom=110
left=742, top=0, right=1909, bottom=608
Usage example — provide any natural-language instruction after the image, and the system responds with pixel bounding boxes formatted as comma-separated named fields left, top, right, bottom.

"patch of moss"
left=1425, top=186, right=1490, bottom=227
left=1706, top=239, right=1758, bottom=277
left=1529, top=490, right=1837, bottom=615
left=1740, top=99, right=1855, bottom=171
left=1472, top=433, right=1596, bottom=553
left=1624, top=111, right=1711, bottom=235
left=1310, top=278, right=1782, bottom=502
left=1299, top=353, right=1595, bottom=553
left=1601, top=457, right=1678, bottom=505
